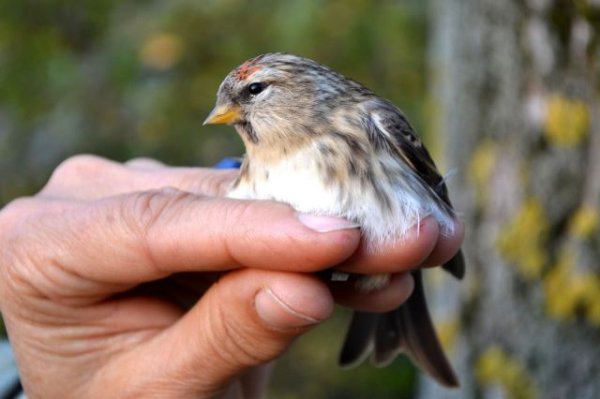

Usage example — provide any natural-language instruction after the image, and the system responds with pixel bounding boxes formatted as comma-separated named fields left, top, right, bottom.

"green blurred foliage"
left=0, top=0, right=427, bottom=397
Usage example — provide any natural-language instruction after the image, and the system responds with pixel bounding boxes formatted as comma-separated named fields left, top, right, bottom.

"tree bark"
left=425, top=1, right=600, bottom=398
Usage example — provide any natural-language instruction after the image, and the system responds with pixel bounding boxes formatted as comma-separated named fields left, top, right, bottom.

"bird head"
left=204, top=53, right=371, bottom=147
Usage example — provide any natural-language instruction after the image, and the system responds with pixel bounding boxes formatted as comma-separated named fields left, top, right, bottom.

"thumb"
left=123, top=269, right=333, bottom=397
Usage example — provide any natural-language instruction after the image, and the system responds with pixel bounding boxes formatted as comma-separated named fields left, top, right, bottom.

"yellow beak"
left=203, top=104, right=242, bottom=125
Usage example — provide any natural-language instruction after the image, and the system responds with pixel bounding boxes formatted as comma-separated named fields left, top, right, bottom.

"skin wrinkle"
left=0, top=234, right=44, bottom=301
left=3, top=221, right=108, bottom=309
left=218, top=306, right=267, bottom=369
left=15, top=322, right=86, bottom=364
left=33, top=256, right=96, bottom=306
left=160, top=288, right=268, bottom=397
left=92, top=323, right=177, bottom=394
left=220, top=200, right=263, bottom=270
left=8, top=281, right=142, bottom=331
left=36, top=211, right=132, bottom=303
left=32, top=321, right=159, bottom=360
left=127, top=189, right=197, bottom=279
left=176, top=301, right=229, bottom=380
left=91, top=300, right=175, bottom=336
left=91, top=335, right=194, bottom=398
left=262, top=287, right=321, bottom=325
left=197, top=199, right=246, bottom=271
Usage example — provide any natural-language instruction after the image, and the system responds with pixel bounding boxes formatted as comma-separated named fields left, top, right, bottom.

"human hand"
left=0, top=155, right=462, bottom=398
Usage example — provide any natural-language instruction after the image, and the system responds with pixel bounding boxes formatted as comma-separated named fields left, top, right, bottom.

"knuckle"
left=0, top=197, right=41, bottom=233
left=46, top=154, right=112, bottom=187
left=118, top=188, right=197, bottom=270
left=123, top=187, right=192, bottom=232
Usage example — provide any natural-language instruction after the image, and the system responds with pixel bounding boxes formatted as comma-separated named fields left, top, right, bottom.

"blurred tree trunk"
left=423, top=1, right=600, bottom=398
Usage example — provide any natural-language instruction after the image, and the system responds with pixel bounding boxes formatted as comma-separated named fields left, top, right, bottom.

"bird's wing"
left=364, top=99, right=452, bottom=208
left=364, top=99, right=465, bottom=279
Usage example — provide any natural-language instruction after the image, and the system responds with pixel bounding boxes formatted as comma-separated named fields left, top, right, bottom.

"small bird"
left=204, top=53, right=465, bottom=387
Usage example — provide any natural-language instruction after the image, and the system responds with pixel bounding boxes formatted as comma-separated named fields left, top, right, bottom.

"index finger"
left=39, top=155, right=238, bottom=200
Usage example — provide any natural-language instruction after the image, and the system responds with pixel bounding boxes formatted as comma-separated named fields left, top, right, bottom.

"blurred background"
left=0, top=0, right=427, bottom=203
left=0, top=0, right=599, bottom=398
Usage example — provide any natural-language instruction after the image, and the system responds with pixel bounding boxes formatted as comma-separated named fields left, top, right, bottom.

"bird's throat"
left=234, top=121, right=259, bottom=145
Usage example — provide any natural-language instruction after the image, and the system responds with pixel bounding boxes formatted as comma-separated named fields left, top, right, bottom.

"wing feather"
left=365, top=100, right=453, bottom=209
left=364, top=99, right=465, bottom=279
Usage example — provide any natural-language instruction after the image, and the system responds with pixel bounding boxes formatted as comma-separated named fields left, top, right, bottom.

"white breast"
left=227, top=147, right=343, bottom=215
left=227, top=146, right=455, bottom=245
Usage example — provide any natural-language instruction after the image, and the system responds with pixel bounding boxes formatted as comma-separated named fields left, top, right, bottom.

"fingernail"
left=255, top=287, right=322, bottom=330
left=409, top=216, right=435, bottom=237
left=297, top=213, right=360, bottom=233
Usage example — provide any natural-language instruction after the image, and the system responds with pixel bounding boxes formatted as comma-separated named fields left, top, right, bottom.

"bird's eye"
left=247, top=82, right=265, bottom=95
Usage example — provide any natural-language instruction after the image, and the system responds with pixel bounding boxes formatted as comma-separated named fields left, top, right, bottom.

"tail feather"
left=339, top=312, right=378, bottom=367
left=442, top=250, right=465, bottom=279
left=371, top=307, right=405, bottom=366
left=339, top=271, right=459, bottom=387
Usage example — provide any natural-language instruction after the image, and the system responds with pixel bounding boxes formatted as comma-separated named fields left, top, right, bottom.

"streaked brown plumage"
left=205, top=53, right=465, bottom=387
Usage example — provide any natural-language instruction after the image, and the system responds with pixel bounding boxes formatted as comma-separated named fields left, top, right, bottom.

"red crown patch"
left=234, top=59, right=261, bottom=80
